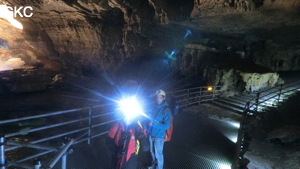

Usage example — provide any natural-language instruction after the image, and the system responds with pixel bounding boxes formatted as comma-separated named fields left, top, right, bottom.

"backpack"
left=169, top=97, right=179, bottom=116
left=163, top=106, right=173, bottom=142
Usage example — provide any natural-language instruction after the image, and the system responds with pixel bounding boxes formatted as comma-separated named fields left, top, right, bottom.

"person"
left=106, top=118, right=147, bottom=169
left=147, top=89, right=172, bottom=169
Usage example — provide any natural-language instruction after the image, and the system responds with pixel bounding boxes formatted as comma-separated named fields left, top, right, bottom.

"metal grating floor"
left=47, top=112, right=237, bottom=169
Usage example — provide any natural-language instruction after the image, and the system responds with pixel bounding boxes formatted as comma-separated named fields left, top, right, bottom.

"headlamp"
left=119, top=96, right=143, bottom=125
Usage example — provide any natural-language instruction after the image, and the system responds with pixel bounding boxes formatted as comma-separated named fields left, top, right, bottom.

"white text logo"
left=7, top=6, right=33, bottom=17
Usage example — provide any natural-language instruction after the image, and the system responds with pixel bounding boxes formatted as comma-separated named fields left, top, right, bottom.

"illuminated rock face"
left=240, top=72, right=279, bottom=92
left=202, top=67, right=280, bottom=94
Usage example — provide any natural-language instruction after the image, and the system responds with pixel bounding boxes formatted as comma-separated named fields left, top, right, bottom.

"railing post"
left=61, top=153, right=67, bottom=169
left=277, top=84, right=283, bottom=103
left=255, top=92, right=260, bottom=115
left=88, top=104, right=93, bottom=144
left=199, top=87, right=202, bottom=105
left=47, top=139, right=74, bottom=168
left=0, top=135, right=5, bottom=169
left=234, top=102, right=250, bottom=169
left=34, top=159, right=41, bottom=169
left=212, top=86, right=216, bottom=100
left=186, top=89, right=190, bottom=108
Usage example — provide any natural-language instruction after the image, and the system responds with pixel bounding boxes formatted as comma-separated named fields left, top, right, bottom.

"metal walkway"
left=2, top=78, right=300, bottom=169
left=211, top=80, right=300, bottom=115
left=209, top=79, right=300, bottom=168
left=46, top=111, right=237, bottom=169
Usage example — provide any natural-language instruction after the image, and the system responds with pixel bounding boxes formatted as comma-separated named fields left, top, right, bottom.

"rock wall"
left=252, top=40, right=300, bottom=71
left=178, top=43, right=282, bottom=94
left=0, top=0, right=299, bottom=93
left=4, top=0, right=298, bottom=74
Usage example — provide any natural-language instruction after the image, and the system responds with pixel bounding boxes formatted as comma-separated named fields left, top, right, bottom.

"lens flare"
left=119, top=96, right=143, bottom=125
left=183, top=29, right=192, bottom=39
left=165, top=51, right=177, bottom=60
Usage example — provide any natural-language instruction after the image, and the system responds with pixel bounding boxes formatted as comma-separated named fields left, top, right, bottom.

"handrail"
left=0, top=107, right=90, bottom=125
left=235, top=80, right=300, bottom=168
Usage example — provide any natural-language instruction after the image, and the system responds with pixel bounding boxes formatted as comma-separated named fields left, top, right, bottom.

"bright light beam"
left=62, top=94, right=102, bottom=103
left=118, top=96, right=161, bottom=125
left=118, top=96, right=142, bottom=125
left=69, top=83, right=118, bottom=103
left=158, top=67, right=179, bottom=83
left=230, top=122, right=240, bottom=128
left=184, top=150, right=232, bottom=169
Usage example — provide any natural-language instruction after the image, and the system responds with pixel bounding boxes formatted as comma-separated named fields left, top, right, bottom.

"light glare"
left=218, top=163, right=231, bottom=169
left=228, top=135, right=237, bottom=143
left=0, top=5, right=23, bottom=29
left=119, top=96, right=142, bottom=124
left=231, top=122, right=240, bottom=128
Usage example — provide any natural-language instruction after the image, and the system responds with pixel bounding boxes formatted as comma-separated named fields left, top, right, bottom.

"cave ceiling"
left=1, top=0, right=300, bottom=75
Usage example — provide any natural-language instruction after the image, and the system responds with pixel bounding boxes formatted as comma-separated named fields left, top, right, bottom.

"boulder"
left=267, top=125, right=300, bottom=144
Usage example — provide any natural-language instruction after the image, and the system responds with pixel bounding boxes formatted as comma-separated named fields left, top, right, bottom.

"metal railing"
left=234, top=80, right=300, bottom=169
left=0, top=103, right=119, bottom=169
left=0, top=85, right=222, bottom=169
left=166, top=85, right=222, bottom=108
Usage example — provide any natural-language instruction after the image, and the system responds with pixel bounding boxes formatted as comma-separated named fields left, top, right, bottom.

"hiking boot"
left=146, top=164, right=156, bottom=169
left=146, top=160, right=157, bottom=169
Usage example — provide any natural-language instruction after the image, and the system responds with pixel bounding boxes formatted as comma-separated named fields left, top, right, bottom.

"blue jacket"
left=149, top=101, right=172, bottom=139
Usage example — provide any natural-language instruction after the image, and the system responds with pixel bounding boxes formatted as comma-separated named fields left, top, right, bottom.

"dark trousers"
left=121, top=153, right=138, bottom=169
left=109, top=146, right=118, bottom=169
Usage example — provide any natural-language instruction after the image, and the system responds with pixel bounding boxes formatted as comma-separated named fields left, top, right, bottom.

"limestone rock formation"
left=240, top=72, right=279, bottom=92
left=178, top=43, right=281, bottom=94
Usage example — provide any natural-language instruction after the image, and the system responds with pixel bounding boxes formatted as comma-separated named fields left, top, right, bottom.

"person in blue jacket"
left=147, top=89, right=172, bottom=169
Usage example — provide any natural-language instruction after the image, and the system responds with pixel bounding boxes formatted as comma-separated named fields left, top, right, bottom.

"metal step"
left=220, top=97, right=249, bottom=105
left=231, top=95, right=254, bottom=103
left=210, top=101, right=244, bottom=114
left=216, top=98, right=245, bottom=110
left=237, top=94, right=254, bottom=100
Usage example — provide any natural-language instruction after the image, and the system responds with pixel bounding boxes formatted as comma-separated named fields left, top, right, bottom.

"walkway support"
left=88, top=104, right=93, bottom=144
left=47, top=139, right=74, bottom=169
left=0, top=135, right=5, bottom=169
